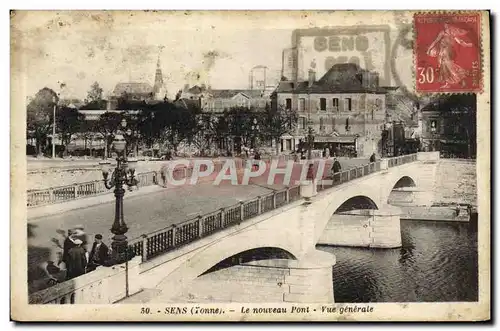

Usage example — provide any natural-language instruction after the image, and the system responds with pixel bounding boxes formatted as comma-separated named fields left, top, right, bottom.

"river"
left=319, top=220, right=478, bottom=302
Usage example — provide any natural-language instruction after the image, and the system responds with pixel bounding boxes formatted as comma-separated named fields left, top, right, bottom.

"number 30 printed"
left=417, top=67, right=435, bottom=84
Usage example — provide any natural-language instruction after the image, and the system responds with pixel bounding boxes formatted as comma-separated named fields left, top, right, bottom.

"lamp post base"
left=111, top=234, right=129, bottom=264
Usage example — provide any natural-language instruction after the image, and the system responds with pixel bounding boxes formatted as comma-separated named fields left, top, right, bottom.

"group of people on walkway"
left=46, top=226, right=111, bottom=284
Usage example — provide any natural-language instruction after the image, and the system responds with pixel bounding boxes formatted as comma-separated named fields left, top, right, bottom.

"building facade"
left=272, top=63, right=395, bottom=157
left=420, top=94, right=476, bottom=159
left=180, top=85, right=270, bottom=113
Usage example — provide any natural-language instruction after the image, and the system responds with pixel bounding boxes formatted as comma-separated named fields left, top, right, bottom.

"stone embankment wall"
left=433, top=159, right=477, bottom=206
left=28, top=161, right=171, bottom=190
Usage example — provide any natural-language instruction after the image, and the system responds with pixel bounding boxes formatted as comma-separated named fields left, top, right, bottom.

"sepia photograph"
left=10, top=9, right=490, bottom=322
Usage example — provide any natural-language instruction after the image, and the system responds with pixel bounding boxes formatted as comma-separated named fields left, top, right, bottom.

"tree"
left=213, top=115, right=230, bottom=152
left=159, top=105, right=198, bottom=154
left=262, top=103, right=298, bottom=155
left=224, top=107, right=257, bottom=148
left=56, top=106, right=85, bottom=156
left=87, top=82, right=103, bottom=104
left=95, top=112, right=124, bottom=158
left=190, top=113, right=222, bottom=156
left=77, top=121, right=96, bottom=154
left=26, top=87, right=58, bottom=156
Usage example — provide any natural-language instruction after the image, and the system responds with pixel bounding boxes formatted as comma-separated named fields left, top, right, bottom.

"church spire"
left=153, top=46, right=165, bottom=99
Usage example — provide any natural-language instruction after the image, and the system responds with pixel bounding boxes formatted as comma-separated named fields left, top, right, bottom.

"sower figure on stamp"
left=427, top=23, right=473, bottom=88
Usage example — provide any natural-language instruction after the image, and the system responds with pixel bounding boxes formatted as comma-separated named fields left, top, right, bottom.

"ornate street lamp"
left=101, top=120, right=139, bottom=264
left=251, top=117, right=260, bottom=149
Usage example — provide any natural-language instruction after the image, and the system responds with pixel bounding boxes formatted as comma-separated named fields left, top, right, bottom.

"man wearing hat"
left=66, top=239, right=87, bottom=280
left=72, top=225, right=89, bottom=252
left=87, top=234, right=110, bottom=272
left=61, top=229, right=76, bottom=268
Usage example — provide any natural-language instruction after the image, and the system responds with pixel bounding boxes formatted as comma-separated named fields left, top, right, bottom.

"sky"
left=12, top=11, right=414, bottom=101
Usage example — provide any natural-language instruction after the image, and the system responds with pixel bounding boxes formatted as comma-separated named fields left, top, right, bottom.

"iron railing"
left=27, top=171, right=158, bottom=208
left=129, top=154, right=417, bottom=262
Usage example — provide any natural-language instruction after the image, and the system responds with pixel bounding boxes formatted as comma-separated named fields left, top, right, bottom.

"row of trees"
left=116, top=98, right=298, bottom=156
left=26, top=84, right=298, bottom=157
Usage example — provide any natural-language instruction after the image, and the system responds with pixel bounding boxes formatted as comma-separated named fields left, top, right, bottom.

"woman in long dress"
left=426, top=23, right=473, bottom=88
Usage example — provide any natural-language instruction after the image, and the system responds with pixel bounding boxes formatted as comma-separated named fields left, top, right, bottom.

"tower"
left=249, top=65, right=267, bottom=90
left=153, top=46, right=166, bottom=99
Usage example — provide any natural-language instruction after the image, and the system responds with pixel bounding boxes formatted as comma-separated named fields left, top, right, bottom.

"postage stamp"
left=10, top=10, right=490, bottom=322
left=414, top=12, right=482, bottom=93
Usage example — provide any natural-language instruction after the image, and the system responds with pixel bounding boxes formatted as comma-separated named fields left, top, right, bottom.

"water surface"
left=319, top=220, right=478, bottom=302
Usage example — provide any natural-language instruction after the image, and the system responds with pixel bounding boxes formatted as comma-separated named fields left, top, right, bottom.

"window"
left=320, top=98, right=327, bottom=111
left=345, top=98, right=352, bottom=111
left=299, top=98, right=306, bottom=111
left=430, top=120, right=438, bottom=133
left=332, top=98, right=339, bottom=111
left=375, top=98, right=382, bottom=110
left=300, top=117, right=306, bottom=129
left=345, top=118, right=350, bottom=131
left=331, top=117, right=336, bottom=130
left=320, top=117, right=325, bottom=131
left=285, top=98, right=292, bottom=110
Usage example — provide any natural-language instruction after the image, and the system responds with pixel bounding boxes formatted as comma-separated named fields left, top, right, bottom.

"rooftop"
left=275, top=63, right=397, bottom=94
left=112, top=82, right=154, bottom=96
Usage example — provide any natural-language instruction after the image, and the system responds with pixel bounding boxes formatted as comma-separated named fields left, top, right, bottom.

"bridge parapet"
left=29, top=257, right=142, bottom=305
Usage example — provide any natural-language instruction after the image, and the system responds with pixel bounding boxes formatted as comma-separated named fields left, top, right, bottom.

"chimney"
left=183, top=84, right=189, bottom=92
left=308, top=69, right=316, bottom=87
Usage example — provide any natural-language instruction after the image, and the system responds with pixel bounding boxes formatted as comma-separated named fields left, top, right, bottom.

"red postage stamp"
left=414, top=12, right=482, bottom=93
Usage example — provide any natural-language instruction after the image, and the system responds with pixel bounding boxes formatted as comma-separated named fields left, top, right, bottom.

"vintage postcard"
left=10, top=10, right=490, bottom=322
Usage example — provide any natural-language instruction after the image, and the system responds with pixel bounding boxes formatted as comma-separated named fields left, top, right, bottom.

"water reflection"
left=319, top=220, right=478, bottom=303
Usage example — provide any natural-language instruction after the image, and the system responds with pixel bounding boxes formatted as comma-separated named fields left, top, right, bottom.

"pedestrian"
left=43, top=261, right=64, bottom=286
left=66, top=239, right=87, bottom=280
left=253, top=150, right=261, bottom=171
left=61, top=229, right=77, bottom=268
left=370, top=153, right=376, bottom=163
left=86, top=234, right=110, bottom=272
left=306, top=164, right=315, bottom=180
left=72, top=225, right=89, bottom=250
left=300, top=150, right=306, bottom=160
left=331, top=157, right=342, bottom=183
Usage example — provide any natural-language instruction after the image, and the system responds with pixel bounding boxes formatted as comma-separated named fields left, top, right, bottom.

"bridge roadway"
left=27, top=157, right=368, bottom=293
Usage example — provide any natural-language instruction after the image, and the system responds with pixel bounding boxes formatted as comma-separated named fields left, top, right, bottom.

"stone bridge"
left=29, top=152, right=440, bottom=305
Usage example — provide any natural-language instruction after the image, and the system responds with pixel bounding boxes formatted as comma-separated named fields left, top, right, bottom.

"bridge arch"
left=392, top=176, right=417, bottom=189
left=334, top=195, right=379, bottom=214
left=387, top=175, right=418, bottom=205
left=153, top=226, right=302, bottom=300
left=201, top=247, right=296, bottom=276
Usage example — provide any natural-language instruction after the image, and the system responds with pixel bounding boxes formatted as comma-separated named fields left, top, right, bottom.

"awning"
left=314, top=136, right=357, bottom=143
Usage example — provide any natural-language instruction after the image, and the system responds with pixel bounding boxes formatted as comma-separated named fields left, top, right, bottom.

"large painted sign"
left=290, top=26, right=392, bottom=86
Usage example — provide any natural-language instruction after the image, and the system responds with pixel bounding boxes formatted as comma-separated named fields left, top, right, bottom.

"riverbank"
left=399, top=206, right=471, bottom=222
